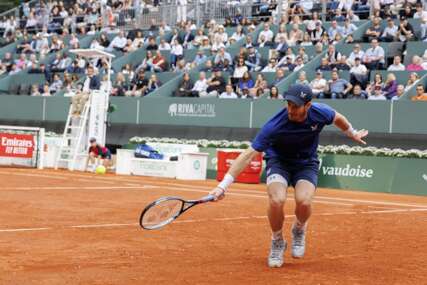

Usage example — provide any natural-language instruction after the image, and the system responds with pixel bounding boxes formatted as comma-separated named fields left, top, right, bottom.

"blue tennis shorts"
left=265, top=157, right=319, bottom=187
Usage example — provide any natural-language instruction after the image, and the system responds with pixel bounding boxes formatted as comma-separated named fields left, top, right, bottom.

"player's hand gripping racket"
left=139, top=194, right=215, bottom=230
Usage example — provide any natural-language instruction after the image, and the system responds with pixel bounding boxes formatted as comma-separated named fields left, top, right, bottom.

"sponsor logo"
left=319, top=158, right=374, bottom=178
left=193, top=160, right=201, bottom=170
left=168, top=103, right=216, bottom=118
left=311, top=124, right=318, bottom=131
left=0, top=133, right=34, bottom=158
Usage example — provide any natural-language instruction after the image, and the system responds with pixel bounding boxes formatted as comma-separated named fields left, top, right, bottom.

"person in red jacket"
left=86, top=138, right=112, bottom=172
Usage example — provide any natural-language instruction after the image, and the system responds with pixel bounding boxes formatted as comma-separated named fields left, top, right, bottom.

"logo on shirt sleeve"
left=311, top=124, right=318, bottom=131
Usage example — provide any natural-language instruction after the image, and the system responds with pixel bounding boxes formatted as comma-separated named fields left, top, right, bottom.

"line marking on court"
left=1, top=209, right=426, bottom=234
left=2, top=169, right=427, bottom=209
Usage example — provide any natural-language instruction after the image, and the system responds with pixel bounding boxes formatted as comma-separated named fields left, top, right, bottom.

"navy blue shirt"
left=252, top=103, right=336, bottom=161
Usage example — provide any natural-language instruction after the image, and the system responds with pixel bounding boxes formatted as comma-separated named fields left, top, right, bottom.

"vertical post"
left=321, top=0, right=327, bottom=22
left=196, top=0, right=200, bottom=27
left=276, top=0, right=283, bottom=24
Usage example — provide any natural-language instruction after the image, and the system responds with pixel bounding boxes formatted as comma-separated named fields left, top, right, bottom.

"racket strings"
left=141, top=199, right=182, bottom=228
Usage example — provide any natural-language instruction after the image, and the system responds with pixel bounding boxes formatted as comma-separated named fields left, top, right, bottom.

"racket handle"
left=200, top=194, right=215, bottom=203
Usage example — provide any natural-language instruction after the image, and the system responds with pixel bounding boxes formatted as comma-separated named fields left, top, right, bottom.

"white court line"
left=1, top=209, right=427, bottom=234
left=1, top=169, right=427, bottom=209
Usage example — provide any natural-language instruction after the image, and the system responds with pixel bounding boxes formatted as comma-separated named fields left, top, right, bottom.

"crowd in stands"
left=0, top=0, right=426, bottom=101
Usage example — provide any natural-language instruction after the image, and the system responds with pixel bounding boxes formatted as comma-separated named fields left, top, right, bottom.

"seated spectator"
left=380, top=18, right=398, bottom=42
left=147, top=74, right=162, bottom=94
left=258, top=23, right=274, bottom=45
left=397, top=17, right=414, bottom=42
left=294, top=57, right=305, bottom=72
left=333, top=9, right=346, bottom=22
left=262, top=58, right=277, bottom=72
left=406, top=72, right=420, bottom=91
left=151, top=50, right=167, bottom=72
left=243, top=35, right=253, bottom=49
left=363, top=39, right=385, bottom=70
left=274, top=25, right=288, bottom=44
left=15, top=53, right=28, bottom=70
left=245, top=47, right=261, bottom=71
left=99, top=33, right=110, bottom=49
left=388, top=55, right=405, bottom=71
left=297, top=47, right=309, bottom=63
left=132, top=31, right=145, bottom=49
left=350, top=57, right=369, bottom=88
left=30, top=84, right=41, bottom=96
left=310, top=22, right=324, bottom=43
left=125, top=70, right=148, bottom=97
left=335, top=56, right=350, bottom=71
left=268, top=86, right=283, bottom=99
left=411, top=84, right=427, bottom=101
left=206, top=69, right=226, bottom=97
left=193, top=50, right=207, bottom=67
left=272, top=68, right=287, bottom=86
left=211, top=36, right=226, bottom=52
left=219, top=84, right=238, bottom=99
left=41, top=83, right=51, bottom=97
left=215, top=25, right=228, bottom=44
left=238, top=71, right=254, bottom=95
left=310, top=71, right=327, bottom=98
left=107, top=31, right=127, bottom=52
left=317, top=57, right=332, bottom=71
left=137, top=51, right=154, bottom=72
left=221, top=59, right=234, bottom=73
left=215, top=47, right=233, bottom=67
left=9, top=63, right=20, bottom=75
left=327, top=20, right=344, bottom=41
left=326, top=45, right=342, bottom=68
left=203, top=60, right=214, bottom=72
left=392, top=84, right=405, bottom=101
left=348, top=84, right=368, bottom=99
left=192, top=72, right=209, bottom=97
left=368, top=86, right=387, bottom=100
left=123, top=39, right=136, bottom=53
left=383, top=73, right=398, bottom=99
left=295, top=71, right=309, bottom=85
left=170, top=39, right=183, bottom=67
left=233, top=57, right=248, bottom=81
left=367, top=73, right=384, bottom=95
left=288, top=24, right=303, bottom=46
left=406, top=55, right=424, bottom=71
left=111, top=73, right=128, bottom=96
left=181, top=27, right=195, bottom=49
left=159, top=38, right=171, bottom=51
left=49, top=73, right=63, bottom=94
left=328, top=70, right=353, bottom=99
left=146, top=37, right=159, bottom=51
left=121, top=64, right=135, bottom=81
left=278, top=56, right=296, bottom=72
left=347, top=44, right=365, bottom=67
left=342, top=19, right=357, bottom=38
left=364, top=17, right=382, bottom=41
left=304, top=11, right=322, bottom=34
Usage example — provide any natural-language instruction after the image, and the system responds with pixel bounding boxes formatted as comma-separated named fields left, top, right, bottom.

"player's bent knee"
left=267, top=183, right=287, bottom=207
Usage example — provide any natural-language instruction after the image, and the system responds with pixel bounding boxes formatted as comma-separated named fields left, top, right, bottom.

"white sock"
left=272, top=230, right=283, bottom=240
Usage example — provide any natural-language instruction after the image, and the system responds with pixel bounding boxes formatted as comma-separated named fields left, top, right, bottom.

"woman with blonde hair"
left=383, top=73, right=398, bottom=99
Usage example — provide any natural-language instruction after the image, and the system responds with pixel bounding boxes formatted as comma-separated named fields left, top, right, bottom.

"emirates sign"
left=0, top=133, right=34, bottom=158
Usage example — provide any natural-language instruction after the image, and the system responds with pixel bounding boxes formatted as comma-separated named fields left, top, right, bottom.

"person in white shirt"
left=177, top=0, right=187, bottom=22
left=108, top=31, right=127, bottom=52
left=158, top=38, right=171, bottom=50
left=219, top=84, right=238, bottom=99
left=350, top=58, right=368, bottom=76
left=347, top=44, right=365, bottom=67
left=293, top=57, right=305, bottom=72
left=310, top=71, right=327, bottom=98
left=342, top=18, right=357, bottom=37
left=392, top=84, right=405, bottom=100
left=258, top=23, right=274, bottom=44
left=262, top=58, right=277, bottom=72
left=192, top=72, right=209, bottom=97
left=368, top=87, right=387, bottom=100
left=380, top=18, right=398, bottom=42
left=233, top=57, right=249, bottom=79
left=414, top=3, right=427, bottom=20
left=363, top=39, right=385, bottom=70
left=215, top=25, right=228, bottom=44
left=350, top=57, right=369, bottom=88
left=338, top=0, right=354, bottom=11
left=170, top=39, right=183, bottom=66
left=346, top=10, right=360, bottom=22
left=387, top=55, right=405, bottom=71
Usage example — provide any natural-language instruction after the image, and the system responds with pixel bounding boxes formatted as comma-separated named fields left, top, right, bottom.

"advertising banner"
left=0, top=133, right=34, bottom=158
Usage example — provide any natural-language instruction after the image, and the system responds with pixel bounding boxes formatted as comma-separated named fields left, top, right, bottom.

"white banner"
left=88, top=90, right=109, bottom=146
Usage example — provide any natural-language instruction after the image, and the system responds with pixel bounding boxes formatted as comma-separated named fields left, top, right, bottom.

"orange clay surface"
left=0, top=168, right=426, bottom=285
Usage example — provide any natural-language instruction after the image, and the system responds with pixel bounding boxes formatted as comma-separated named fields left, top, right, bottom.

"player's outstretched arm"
left=209, top=146, right=261, bottom=201
left=333, top=112, right=369, bottom=145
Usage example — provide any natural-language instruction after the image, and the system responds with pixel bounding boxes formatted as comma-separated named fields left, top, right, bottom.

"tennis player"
left=209, top=84, right=368, bottom=268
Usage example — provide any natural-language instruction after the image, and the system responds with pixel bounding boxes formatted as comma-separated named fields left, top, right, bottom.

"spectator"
left=326, top=45, right=342, bottom=68
left=406, top=72, right=420, bottom=91
left=30, top=84, right=41, bottom=96
left=392, top=84, right=405, bottom=100
left=295, top=71, right=309, bottom=85
left=342, top=18, right=358, bottom=37
left=245, top=47, right=261, bottom=71
left=146, top=37, right=159, bottom=51
left=41, top=83, right=51, bottom=97
left=350, top=57, right=369, bottom=88
left=192, top=72, right=209, bottom=97
left=71, top=65, right=100, bottom=115
left=202, top=59, right=214, bottom=72
left=262, top=58, right=277, bottom=72
left=327, top=20, right=344, bottom=40
left=219, top=84, right=238, bottom=99
left=125, top=69, right=148, bottom=97
left=147, top=74, right=162, bottom=94
left=297, top=47, right=309, bottom=63
left=132, top=31, right=145, bottom=49
left=215, top=25, right=228, bottom=44
left=388, top=55, right=405, bottom=71
left=348, top=84, right=368, bottom=99
left=123, top=39, right=136, bottom=53
left=364, top=17, right=382, bottom=41
left=293, top=57, right=305, bottom=72
left=206, top=69, right=226, bottom=97
left=406, top=55, right=424, bottom=71
left=258, top=23, right=274, bottom=45
left=300, top=33, right=313, bottom=46
left=414, top=3, right=427, bottom=20
left=159, top=38, right=171, bottom=51
left=151, top=50, right=167, bottom=72
left=368, top=86, right=387, bottom=100
left=108, top=31, right=127, bottom=52
left=397, top=17, right=414, bottom=42
left=279, top=56, right=296, bottom=72
left=233, top=57, right=248, bottom=81
left=335, top=56, right=350, bottom=71
left=181, top=26, right=194, bottom=48
left=272, top=68, right=286, bottom=86
left=383, top=73, right=398, bottom=99
left=49, top=73, right=63, bottom=94
left=411, top=84, right=427, bottom=101
left=111, top=73, right=128, bottom=96
left=288, top=24, right=303, bottom=46
left=317, top=57, right=332, bottom=71
left=328, top=70, right=353, bottom=99
left=268, top=86, right=283, bottom=99
left=380, top=18, right=398, bottom=42
left=310, top=22, right=324, bottom=43
left=137, top=51, right=154, bottom=72
left=99, top=33, right=110, bottom=49
left=310, top=71, right=327, bottom=98
left=238, top=71, right=254, bottom=94
left=274, top=25, right=288, bottom=44
left=215, top=47, right=233, bottom=67
left=363, top=39, right=385, bottom=70
left=170, top=39, right=183, bottom=67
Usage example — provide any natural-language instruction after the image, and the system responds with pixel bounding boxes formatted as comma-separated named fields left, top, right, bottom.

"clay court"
left=0, top=169, right=426, bottom=285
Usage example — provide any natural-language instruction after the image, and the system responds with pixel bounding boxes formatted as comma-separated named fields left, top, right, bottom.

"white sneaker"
left=268, top=238, right=287, bottom=268
left=291, top=223, right=307, bottom=258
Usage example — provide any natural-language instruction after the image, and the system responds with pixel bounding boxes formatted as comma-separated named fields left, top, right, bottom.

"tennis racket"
left=139, top=194, right=215, bottom=230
